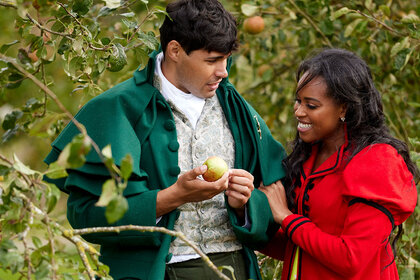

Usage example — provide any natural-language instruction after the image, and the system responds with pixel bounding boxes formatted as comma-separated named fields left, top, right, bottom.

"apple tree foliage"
left=0, top=0, right=418, bottom=279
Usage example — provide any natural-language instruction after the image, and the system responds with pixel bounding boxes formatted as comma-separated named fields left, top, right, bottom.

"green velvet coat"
left=44, top=51, right=287, bottom=280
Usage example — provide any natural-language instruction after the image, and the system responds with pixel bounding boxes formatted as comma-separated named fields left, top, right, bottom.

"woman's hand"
left=259, top=180, right=293, bottom=224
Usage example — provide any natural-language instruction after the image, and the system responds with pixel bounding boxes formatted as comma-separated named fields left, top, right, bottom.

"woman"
left=259, top=48, right=418, bottom=280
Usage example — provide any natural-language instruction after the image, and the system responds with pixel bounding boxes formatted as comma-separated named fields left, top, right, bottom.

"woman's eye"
left=307, top=104, right=317, bottom=110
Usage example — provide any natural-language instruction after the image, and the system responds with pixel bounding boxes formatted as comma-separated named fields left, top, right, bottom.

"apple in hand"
left=202, top=156, right=228, bottom=182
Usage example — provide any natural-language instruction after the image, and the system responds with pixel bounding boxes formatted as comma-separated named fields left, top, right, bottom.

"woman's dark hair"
left=284, top=48, right=419, bottom=209
left=159, top=0, right=238, bottom=55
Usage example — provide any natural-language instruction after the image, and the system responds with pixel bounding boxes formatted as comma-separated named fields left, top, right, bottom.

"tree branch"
left=26, top=13, right=74, bottom=40
left=354, top=9, right=407, bottom=38
left=72, top=226, right=231, bottom=280
left=0, top=1, right=17, bottom=9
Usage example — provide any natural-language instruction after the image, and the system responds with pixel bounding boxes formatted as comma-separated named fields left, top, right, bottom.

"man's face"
left=173, top=48, right=230, bottom=99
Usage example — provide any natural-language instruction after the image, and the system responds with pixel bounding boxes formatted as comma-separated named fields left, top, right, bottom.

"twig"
left=21, top=205, right=34, bottom=279
left=354, top=9, right=407, bottom=38
left=75, top=241, right=96, bottom=280
left=14, top=188, right=229, bottom=280
left=0, top=1, right=17, bottom=8
left=287, top=0, right=332, bottom=47
left=73, top=226, right=230, bottom=280
left=44, top=216, right=58, bottom=280
left=57, top=2, right=110, bottom=51
left=26, top=13, right=73, bottom=40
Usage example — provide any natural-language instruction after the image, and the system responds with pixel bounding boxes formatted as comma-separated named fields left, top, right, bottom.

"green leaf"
left=0, top=40, right=19, bottom=54
left=96, top=179, right=117, bottom=207
left=69, top=56, right=85, bottom=75
left=45, top=162, right=68, bottom=179
left=134, top=47, right=150, bottom=69
left=0, top=164, right=11, bottom=176
left=102, top=145, right=112, bottom=159
left=319, top=20, right=334, bottom=36
left=13, top=154, right=36, bottom=175
left=32, top=236, right=43, bottom=249
left=137, top=32, right=159, bottom=51
left=2, top=110, right=23, bottom=130
left=379, top=5, right=390, bottom=17
left=120, top=12, right=135, bottom=18
left=46, top=182, right=61, bottom=213
left=105, top=195, right=128, bottom=224
left=23, top=98, right=43, bottom=112
left=72, top=0, right=93, bottom=16
left=97, top=6, right=114, bottom=18
left=5, top=73, right=24, bottom=89
left=344, top=18, right=362, bottom=37
left=394, top=48, right=411, bottom=70
left=108, top=43, right=127, bottom=72
left=401, top=14, right=420, bottom=24
left=57, top=134, right=91, bottom=169
left=241, top=4, right=259, bottom=17
left=105, top=0, right=121, bottom=9
left=122, top=18, right=137, bottom=29
left=331, top=7, right=351, bottom=20
left=120, top=154, right=133, bottom=181
left=390, top=37, right=410, bottom=57
left=1, top=126, right=21, bottom=143
left=57, top=38, right=71, bottom=55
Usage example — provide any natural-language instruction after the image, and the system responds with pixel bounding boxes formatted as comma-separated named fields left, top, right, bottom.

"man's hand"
left=259, top=180, right=292, bottom=224
left=156, top=165, right=229, bottom=217
left=225, top=169, right=254, bottom=218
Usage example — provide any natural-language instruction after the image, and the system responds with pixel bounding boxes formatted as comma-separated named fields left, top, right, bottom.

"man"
left=44, top=0, right=286, bottom=279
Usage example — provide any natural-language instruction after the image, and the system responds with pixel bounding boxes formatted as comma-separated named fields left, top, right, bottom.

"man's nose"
left=215, top=62, right=228, bottom=79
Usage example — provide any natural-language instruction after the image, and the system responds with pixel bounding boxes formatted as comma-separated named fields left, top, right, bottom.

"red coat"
left=261, top=141, right=417, bottom=280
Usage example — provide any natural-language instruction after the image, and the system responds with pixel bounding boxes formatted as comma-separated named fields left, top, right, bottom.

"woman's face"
left=294, top=75, right=346, bottom=146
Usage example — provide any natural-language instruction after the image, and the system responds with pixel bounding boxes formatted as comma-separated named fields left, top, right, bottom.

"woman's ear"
left=340, top=103, right=347, bottom=120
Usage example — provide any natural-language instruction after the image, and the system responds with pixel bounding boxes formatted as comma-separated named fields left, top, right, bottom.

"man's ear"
left=165, top=40, right=183, bottom=62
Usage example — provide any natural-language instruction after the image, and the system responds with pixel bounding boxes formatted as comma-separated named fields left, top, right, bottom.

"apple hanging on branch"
left=243, top=16, right=265, bottom=34
left=202, top=156, right=229, bottom=182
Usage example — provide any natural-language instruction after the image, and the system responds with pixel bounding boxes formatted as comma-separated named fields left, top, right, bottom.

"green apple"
left=202, top=156, right=228, bottom=182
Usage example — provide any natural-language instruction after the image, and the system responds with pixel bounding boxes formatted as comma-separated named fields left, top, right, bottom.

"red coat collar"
left=302, top=125, right=350, bottom=180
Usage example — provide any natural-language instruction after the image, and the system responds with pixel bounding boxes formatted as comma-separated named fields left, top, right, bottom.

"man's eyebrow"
left=206, top=53, right=231, bottom=60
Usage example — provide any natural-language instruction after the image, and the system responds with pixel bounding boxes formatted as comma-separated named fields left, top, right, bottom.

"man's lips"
left=207, top=82, right=220, bottom=90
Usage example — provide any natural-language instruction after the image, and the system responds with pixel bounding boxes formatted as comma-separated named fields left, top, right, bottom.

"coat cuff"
left=282, top=214, right=311, bottom=241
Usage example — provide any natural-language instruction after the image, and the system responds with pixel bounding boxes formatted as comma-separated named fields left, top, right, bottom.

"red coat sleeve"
left=258, top=228, right=287, bottom=260
left=342, top=144, right=417, bottom=226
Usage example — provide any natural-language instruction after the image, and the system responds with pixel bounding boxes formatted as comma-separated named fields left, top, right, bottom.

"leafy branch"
left=287, top=0, right=332, bottom=47
left=0, top=53, right=121, bottom=185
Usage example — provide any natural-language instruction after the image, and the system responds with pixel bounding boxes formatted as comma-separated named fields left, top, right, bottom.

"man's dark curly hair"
left=159, top=0, right=238, bottom=55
